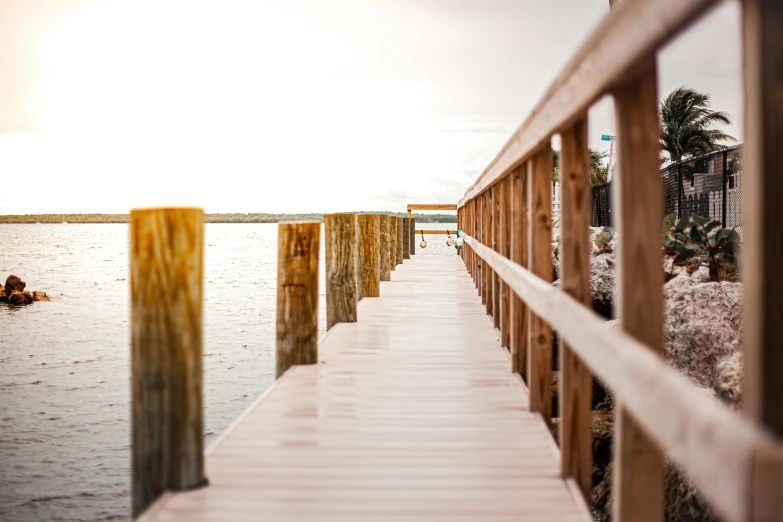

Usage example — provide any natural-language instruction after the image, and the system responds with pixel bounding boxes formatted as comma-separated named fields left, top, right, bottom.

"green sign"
left=601, top=134, right=615, bottom=141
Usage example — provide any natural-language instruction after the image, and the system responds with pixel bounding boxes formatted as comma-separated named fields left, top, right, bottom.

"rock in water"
left=0, top=284, right=6, bottom=302
left=32, top=291, right=50, bottom=302
left=5, top=275, right=26, bottom=293
left=8, top=291, right=33, bottom=305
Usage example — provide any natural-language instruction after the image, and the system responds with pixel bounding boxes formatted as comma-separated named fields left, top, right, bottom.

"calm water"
left=0, top=222, right=456, bottom=522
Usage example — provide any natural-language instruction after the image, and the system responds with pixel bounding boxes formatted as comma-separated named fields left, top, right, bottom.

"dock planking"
left=139, top=256, right=590, bottom=522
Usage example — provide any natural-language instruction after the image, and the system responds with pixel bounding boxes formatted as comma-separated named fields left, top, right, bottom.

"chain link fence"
left=591, top=145, right=742, bottom=232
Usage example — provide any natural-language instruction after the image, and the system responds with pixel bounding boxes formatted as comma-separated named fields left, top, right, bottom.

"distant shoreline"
left=0, top=212, right=458, bottom=224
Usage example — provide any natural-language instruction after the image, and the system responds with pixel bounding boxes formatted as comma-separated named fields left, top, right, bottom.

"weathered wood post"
left=276, top=221, right=320, bottom=379
left=130, top=207, right=206, bottom=519
left=402, top=216, right=410, bottom=260
left=408, top=217, right=415, bottom=256
left=395, top=216, right=404, bottom=265
left=510, top=165, right=529, bottom=378
left=379, top=215, right=391, bottom=281
left=357, top=214, right=381, bottom=299
left=325, top=213, right=358, bottom=330
left=389, top=216, right=398, bottom=270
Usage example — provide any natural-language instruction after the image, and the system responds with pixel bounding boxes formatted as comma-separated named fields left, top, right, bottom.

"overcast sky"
left=0, top=0, right=742, bottom=215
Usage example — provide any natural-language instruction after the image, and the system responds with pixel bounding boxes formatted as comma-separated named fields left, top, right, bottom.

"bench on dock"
left=127, top=0, right=782, bottom=520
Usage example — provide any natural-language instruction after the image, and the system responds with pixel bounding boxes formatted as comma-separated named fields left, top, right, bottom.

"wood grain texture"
left=463, top=234, right=773, bottom=522
left=741, top=0, right=783, bottom=438
left=492, top=186, right=500, bottom=330
left=130, top=207, right=207, bottom=518
left=527, top=148, right=553, bottom=428
left=558, top=119, right=593, bottom=503
left=484, top=192, right=493, bottom=316
left=325, top=214, right=358, bottom=330
left=402, top=216, right=410, bottom=260
left=509, top=165, right=529, bottom=377
left=389, top=216, right=398, bottom=271
left=500, top=176, right=511, bottom=349
left=276, top=222, right=320, bottom=379
left=357, top=214, right=381, bottom=299
left=406, top=204, right=458, bottom=211
left=379, top=215, right=391, bottom=281
left=138, top=255, right=592, bottom=522
left=396, top=217, right=404, bottom=266
left=611, top=58, right=664, bottom=522
left=408, top=218, right=416, bottom=257
left=456, top=0, right=718, bottom=207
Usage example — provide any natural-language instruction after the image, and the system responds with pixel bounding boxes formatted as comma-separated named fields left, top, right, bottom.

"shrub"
left=662, top=213, right=740, bottom=281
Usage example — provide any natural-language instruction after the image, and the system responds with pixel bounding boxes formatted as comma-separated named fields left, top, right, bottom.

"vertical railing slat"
left=611, top=57, right=664, bottom=522
left=559, top=119, right=593, bottom=503
left=510, top=164, right=529, bottom=378
left=527, top=147, right=554, bottom=428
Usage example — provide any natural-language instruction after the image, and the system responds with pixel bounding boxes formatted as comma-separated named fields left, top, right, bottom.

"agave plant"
left=594, top=226, right=615, bottom=255
left=662, top=212, right=741, bottom=281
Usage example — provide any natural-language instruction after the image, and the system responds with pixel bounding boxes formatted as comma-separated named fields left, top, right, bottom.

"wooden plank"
left=500, top=176, right=510, bottom=349
left=463, top=235, right=773, bottom=522
left=611, top=58, right=663, bottom=522
left=325, top=213, right=358, bottom=330
left=130, top=207, right=207, bottom=518
left=415, top=229, right=457, bottom=235
left=276, top=221, right=320, bottom=379
left=456, top=0, right=719, bottom=207
left=741, top=0, right=783, bottom=438
left=509, top=165, right=529, bottom=378
left=492, top=185, right=500, bottom=330
left=139, top=255, right=592, bottom=522
left=484, top=192, right=493, bottom=315
left=558, top=119, right=592, bottom=503
left=407, top=204, right=458, bottom=211
left=357, top=214, right=380, bottom=299
left=527, top=147, right=553, bottom=429
left=379, top=215, right=391, bottom=281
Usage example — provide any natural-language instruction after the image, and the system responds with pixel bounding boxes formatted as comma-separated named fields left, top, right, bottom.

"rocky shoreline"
left=0, top=275, right=49, bottom=305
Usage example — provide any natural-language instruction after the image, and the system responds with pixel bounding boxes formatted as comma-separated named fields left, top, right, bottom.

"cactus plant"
left=593, top=226, right=615, bottom=255
left=662, top=212, right=741, bottom=281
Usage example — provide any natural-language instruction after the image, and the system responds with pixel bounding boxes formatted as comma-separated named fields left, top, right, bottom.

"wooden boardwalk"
left=140, top=255, right=591, bottom=522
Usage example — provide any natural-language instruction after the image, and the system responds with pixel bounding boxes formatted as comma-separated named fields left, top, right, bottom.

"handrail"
left=457, top=0, right=718, bottom=207
left=464, top=234, right=772, bottom=522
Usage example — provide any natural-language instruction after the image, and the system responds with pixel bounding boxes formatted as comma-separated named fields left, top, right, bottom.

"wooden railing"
left=456, top=0, right=782, bottom=520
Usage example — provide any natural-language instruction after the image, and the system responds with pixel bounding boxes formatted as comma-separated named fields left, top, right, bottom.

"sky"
left=0, top=0, right=742, bottom=215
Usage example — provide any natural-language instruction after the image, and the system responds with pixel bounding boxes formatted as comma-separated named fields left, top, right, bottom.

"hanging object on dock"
left=455, top=229, right=463, bottom=250
left=420, top=231, right=427, bottom=249
left=445, top=231, right=455, bottom=247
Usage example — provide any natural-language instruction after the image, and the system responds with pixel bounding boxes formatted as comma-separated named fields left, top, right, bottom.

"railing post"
left=325, top=213, right=358, bottom=330
left=396, top=216, right=404, bottom=266
left=357, top=214, right=381, bottom=299
left=528, top=146, right=554, bottom=428
left=742, top=2, right=783, bottom=517
left=500, top=176, right=510, bottom=349
left=276, top=221, right=320, bottom=378
left=611, top=57, right=664, bottom=522
left=379, top=215, right=391, bottom=281
left=510, top=164, right=529, bottom=378
left=559, top=118, right=593, bottom=503
left=130, top=207, right=206, bottom=519
left=483, top=192, right=492, bottom=310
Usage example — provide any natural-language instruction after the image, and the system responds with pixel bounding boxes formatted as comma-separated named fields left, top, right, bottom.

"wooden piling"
left=357, top=214, right=381, bottom=299
left=325, top=213, right=358, bottom=330
left=130, top=207, right=206, bottom=518
left=379, top=215, right=391, bottom=281
left=396, top=216, right=404, bottom=265
left=408, top=217, right=415, bottom=255
left=390, top=216, right=399, bottom=270
left=402, top=216, right=410, bottom=259
left=276, top=221, right=320, bottom=379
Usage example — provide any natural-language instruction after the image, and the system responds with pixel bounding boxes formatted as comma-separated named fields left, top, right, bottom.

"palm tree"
left=660, top=87, right=735, bottom=163
left=552, top=148, right=611, bottom=187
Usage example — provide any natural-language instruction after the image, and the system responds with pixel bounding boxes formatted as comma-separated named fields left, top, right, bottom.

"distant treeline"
left=0, top=212, right=458, bottom=224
